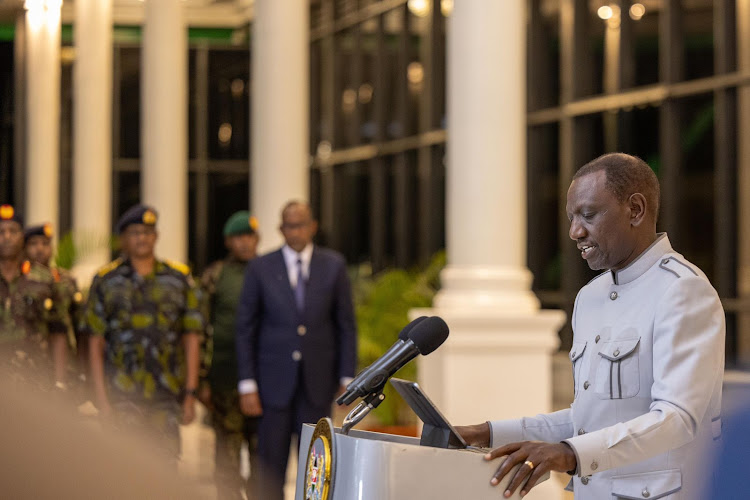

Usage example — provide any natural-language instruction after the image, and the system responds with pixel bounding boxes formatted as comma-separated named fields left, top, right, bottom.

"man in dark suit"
left=235, top=200, right=357, bottom=500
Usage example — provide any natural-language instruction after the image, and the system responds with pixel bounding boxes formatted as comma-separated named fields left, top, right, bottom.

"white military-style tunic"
left=490, top=234, right=724, bottom=499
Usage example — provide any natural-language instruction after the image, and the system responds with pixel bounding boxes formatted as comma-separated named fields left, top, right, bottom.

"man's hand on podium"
left=455, top=422, right=491, bottom=448
left=485, top=441, right=577, bottom=498
left=240, top=392, right=263, bottom=416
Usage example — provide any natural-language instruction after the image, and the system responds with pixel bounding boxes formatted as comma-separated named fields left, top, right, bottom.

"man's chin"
left=585, top=259, right=606, bottom=271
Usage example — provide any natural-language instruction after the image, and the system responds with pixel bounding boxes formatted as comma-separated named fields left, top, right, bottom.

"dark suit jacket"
left=235, top=246, right=357, bottom=409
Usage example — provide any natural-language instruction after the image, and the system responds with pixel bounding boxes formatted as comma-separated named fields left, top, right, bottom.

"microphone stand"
left=341, top=390, right=386, bottom=435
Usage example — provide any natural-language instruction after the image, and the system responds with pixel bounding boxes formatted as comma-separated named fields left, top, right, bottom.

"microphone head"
left=407, top=316, right=449, bottom=355
left=398, top=316, right=429, bottom=341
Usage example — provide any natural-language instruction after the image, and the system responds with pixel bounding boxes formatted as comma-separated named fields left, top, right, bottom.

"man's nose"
left=569, top=218, right=586, bottom=240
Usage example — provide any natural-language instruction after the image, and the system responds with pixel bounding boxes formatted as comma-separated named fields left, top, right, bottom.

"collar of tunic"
left=610, top=233, right=671, bottom=286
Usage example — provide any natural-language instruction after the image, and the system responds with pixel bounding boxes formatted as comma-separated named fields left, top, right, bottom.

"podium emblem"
left=304, top=418, right=335, bottom=500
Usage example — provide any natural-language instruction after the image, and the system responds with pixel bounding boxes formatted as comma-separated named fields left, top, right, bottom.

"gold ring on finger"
left=524, top=460, right=534, bottom=470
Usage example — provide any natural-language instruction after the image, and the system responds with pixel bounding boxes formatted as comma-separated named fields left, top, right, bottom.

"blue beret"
left=24, top=223, right=53, bottom=241
left=117, top=204, right=158, bottom=234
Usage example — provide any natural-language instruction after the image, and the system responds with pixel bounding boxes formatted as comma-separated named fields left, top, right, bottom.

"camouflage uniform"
left=0, top=260, right=68, bottom=388
left=82, top=257, right=205, bottom=455
left=51, top=267, right=84, bottom=350
left=202, top=258, right=259, bottom=500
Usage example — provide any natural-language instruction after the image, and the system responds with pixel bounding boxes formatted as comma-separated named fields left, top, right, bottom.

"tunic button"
left=609, top=291, right=618, bottom=300
left=661, top=258, right=669, bottom=265
left=642, top=488, right=650, bottom=498
left=581, top=477, right=589, bottom=485
left=595, top=335, right=601, bottom=343
left=613, top=349, right=620, bottom=357
left=297, top=325, right=307, bottom=336
left=583, top=381, right=590, bottom=390
left=590, top=461, right=598, bottom=471
left=571, top=351, right=576, bottom=359
left=578, top=428, right=586, bottom=435
left=292, top=350, right=302, bottom=361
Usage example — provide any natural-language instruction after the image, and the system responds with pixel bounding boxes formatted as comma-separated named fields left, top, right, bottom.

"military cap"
left=24, top=223, right=54, bottom=242
left=223, top=211, right=259, bottom=237
left=0, top=204, right=23, bottom=227
left=117, top=204, right=158, bottom=234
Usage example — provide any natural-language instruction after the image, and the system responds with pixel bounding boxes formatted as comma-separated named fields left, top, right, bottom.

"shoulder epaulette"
left=165, top=259, right=190, bottom=276
left=658, top=256, right=698, bottom=279
left=97, top=257, right=124, bottom=277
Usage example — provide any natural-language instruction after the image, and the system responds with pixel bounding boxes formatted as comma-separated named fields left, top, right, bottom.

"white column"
left=72, top=0, right=112, bottom=282
left=414, top=2, right=565, bottom=497
left=251, top=0, right=309, bottom=252
left=24, top=0, right=62, bottom=232
left=737, top=0, right=750, bottom=363
left=141, top=0, right=188, bottom=262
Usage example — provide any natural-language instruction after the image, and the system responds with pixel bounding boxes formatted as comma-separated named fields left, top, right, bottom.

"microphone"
left=336, top=316, right=449, bottom=406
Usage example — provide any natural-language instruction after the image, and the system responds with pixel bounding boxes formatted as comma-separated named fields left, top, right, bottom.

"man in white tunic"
left=457, top=153, right=724, bottom=499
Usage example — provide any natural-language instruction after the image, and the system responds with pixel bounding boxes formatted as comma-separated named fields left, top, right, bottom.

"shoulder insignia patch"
left=658, top=256, right=698, bottom=279
left=165, top=259, right=190, bottom=276
left=51, top=268, right=61, bottom=282
left=21, top=260, right=31, bottom=275
left=97, top=257, right=124, bottom=278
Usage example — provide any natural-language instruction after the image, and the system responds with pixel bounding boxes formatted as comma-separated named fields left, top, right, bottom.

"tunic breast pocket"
left=594, top=337, right=641, bottom=400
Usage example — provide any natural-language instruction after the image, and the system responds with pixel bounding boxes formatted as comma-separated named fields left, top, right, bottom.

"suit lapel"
left=306, top=248, right=325, bottom=313
left=271, top=250, right=297, bottom=310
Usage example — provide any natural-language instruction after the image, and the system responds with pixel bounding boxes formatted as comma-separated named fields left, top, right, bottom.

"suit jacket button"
left=609, top=291, right=618, bottom=300
left=297, top=325, right=307, bottom=336
left=590, top=461, right=598, bottom=471
left=583, top=381, right=590, bottom=390
left=292, top=350, right=302, bottom=361
left=642, top=488, right=650, bottom=498
left=581, top=477, right=589, bottom=485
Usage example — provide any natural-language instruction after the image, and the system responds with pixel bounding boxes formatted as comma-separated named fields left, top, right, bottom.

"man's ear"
left=629, top=193, right=647, bottom=227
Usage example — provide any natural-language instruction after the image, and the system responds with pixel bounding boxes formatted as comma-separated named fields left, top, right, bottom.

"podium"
left=294, top=419, right=549, bottom=500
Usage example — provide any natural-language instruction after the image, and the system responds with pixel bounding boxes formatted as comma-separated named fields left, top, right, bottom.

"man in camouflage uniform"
left=83, top=204, right=204, bottom=459
left=201, top=210, right=260, bottom=500
left=24, top=223, right=87, bottom=382
left=0, top=205, right=69, bottom=389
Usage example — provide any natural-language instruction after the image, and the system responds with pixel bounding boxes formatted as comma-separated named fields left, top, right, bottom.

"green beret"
left=0, top=204, right=23, bottom=227
left=24, top=223, right=53, bottom=242
left=223, top=211, right=259, bottom=237
left=117, top=204, right=158, bottom=234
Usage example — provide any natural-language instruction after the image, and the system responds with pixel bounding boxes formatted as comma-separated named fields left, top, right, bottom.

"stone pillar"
left=251, top=0, right=309, bottom=252
left=141, top=0, right=188, bottom=262
left=72, top=0, right=112, bottom=282
left=413, top=1, right=565, bottom=496
left=737, top=0, right=750, bottom=363
left=24, top=0, right=62, bottom=232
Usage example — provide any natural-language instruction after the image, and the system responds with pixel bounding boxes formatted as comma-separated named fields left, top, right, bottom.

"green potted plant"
left=350, top=252, right=445, bottom=433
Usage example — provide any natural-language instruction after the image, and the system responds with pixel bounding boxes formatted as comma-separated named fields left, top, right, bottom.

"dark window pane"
left=206, top=172, right=249, bottom=264
left=208, top=49, right=249, bottom=160
left=119, top=47, right=141, bottom=159
left=684, top=3, right=714, bottom=80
